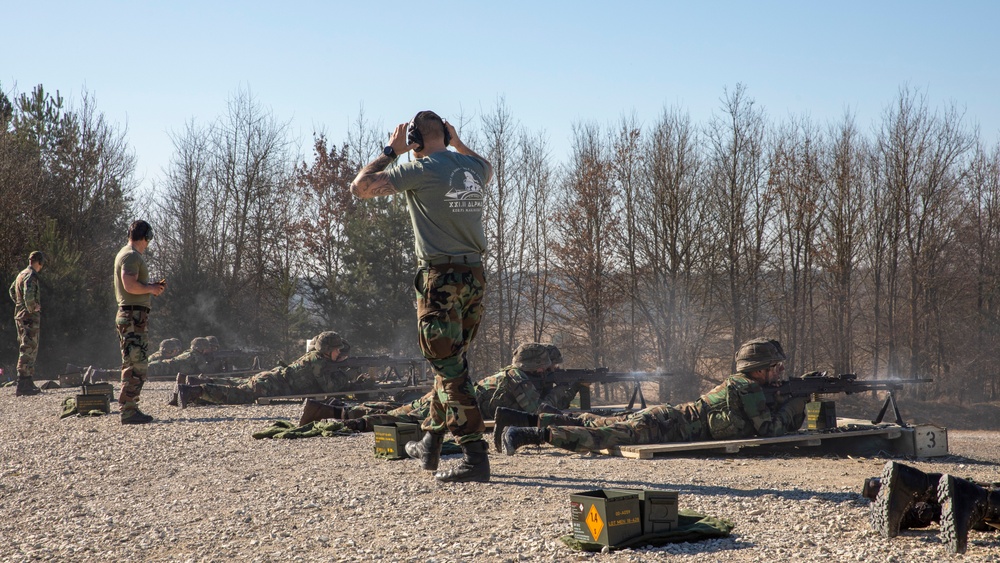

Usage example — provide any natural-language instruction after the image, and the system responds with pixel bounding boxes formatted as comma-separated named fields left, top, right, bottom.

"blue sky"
left=3, top=1, right=998, bottom=190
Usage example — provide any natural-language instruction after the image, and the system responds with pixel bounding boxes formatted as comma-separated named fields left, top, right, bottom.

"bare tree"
left=551, top=122, right=620, bottom=368
left=705, top=84, right=774, bottom=359
left=635, top=107, right=713, bottom=398
left=816, top=113, right=869, bottom=374
left=770, top=116, right=824, bottom=375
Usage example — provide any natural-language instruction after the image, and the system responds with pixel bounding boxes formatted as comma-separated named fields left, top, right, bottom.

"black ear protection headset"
left=129, top=220, right=154, bottom=242
left=406, top=111, right=451, bottom=152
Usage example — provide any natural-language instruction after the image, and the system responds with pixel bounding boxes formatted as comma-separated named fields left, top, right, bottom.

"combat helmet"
left=190, top=337, right=211, bottom=354
left=314, top=331, right=345, bottom=355
left=735, top=338, right=786, bottom=373
left=205, top=335, right=220, bottom=351
left=512, top=342, right=552, bottom=372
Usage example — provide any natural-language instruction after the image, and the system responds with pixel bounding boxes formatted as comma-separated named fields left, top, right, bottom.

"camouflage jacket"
left=475, top=366, right=545, bottom=418
left=9, top=267, right=40, bottom=320
left=148, top=349, right=214, bottom=377
left=251, top=350, right=376, bottom=396
left=685, top=373, right=805, bottom=440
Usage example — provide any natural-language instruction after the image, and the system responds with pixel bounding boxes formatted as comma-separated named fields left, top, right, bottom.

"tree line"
left=2, top=82, right=998, bottom=404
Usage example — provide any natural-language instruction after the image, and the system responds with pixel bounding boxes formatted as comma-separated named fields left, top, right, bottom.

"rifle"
left=537, top=367, right=673, bottom=410
left=334, top=356, right=430, bottom=386
left=763, top=372, right=933, bottom=426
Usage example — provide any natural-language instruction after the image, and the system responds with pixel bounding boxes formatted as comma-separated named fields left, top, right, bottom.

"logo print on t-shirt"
left=445, top=170, right=484, bottom=201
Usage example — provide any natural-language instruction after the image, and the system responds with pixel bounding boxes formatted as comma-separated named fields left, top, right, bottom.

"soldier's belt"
left=417, top=253, right=482, bottom=267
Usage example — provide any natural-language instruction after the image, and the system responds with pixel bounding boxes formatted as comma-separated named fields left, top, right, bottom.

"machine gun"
left=763, top=372, right=933, bottom=427
left=334, top=356, right=430, bottom=386
left=537, top=367, right=672, bottom=410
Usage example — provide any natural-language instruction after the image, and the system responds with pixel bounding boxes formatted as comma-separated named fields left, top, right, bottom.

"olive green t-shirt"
left=385, top=150, right=491, bottom=261
left=114, top=244, right=151, bottom=308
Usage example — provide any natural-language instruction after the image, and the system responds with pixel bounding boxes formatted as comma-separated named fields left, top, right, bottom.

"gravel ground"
left=2, top=382, right=1000, bottom=562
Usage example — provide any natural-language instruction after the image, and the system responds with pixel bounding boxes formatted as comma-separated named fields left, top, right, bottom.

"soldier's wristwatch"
left=383, top=146, right=397, bottom=159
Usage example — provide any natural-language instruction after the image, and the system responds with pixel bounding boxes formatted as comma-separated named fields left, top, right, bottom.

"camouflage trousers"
left=196, top=370, right=288, bottom=405
left=14, top=313, right=40, bottom=378
left=116, top=309, right=149, bottom=412
left=415, top=263, right=486, bottom=445
left=546, top=404, right=706, bottom=453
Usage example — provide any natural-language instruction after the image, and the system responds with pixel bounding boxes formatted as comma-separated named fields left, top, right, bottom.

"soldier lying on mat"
left=500, top=338, right=808, bottom=455
left=174, top=331, right=370, bottom=407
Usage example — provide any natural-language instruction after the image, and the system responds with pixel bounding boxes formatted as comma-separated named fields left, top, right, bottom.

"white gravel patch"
left=2, top=382, right=1000, bottom=562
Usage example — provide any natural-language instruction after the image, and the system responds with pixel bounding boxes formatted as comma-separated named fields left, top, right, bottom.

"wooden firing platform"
left=256, top=385, right=431, bottom=405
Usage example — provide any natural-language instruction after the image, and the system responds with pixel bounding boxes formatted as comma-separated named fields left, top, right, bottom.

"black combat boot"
left=862, top=476, right=939, bottom=529
left=502, top=426, right=546, bottom=456
left=871, top=461, right=942, bottom=538
left=121, top=407, right=154, bottom=425
left=938, top=474, right=1000, bottom=554
left=405, top=431, right=444, bottom=471
left=177, top=384, right=205, bottom=409
left=343, top=418, right=368, bottom=432
left=435, top=440, right=490, bottom=483
left=492, top=407, right=538, bottom=452
left=14, top=376, right=41, bottom=396
left=299, top=398, right=348, bottom=426
left=167, top=373, right=187, bottom=406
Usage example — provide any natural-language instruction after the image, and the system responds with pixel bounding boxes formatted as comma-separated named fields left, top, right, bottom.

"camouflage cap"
left=315, top=331, right=345, bottom=354
left=513, top=342, right=552, bottom=371
left=191, top=337, right=211, bottom=353
left=205, top=335, right=220, bottom=350
left=164, top=338, right=183, bottom=352
left=544, top=344, right=563, bottom=366
left=735, top=338, right=786, bottom=373
left=28, top=251, right=45, bottom=265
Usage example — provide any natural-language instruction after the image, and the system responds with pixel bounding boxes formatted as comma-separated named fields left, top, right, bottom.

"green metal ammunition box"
left=75, top=393, right=111, bottom=414
left=569, top=489, right=642, bottom=547
left=806, top=399, right=837, bottom=430
left=609, top=488, right=680, bottom=534
left=82, top=383, right=115, bottom=399
left=373, top=423, right=423, bottom=460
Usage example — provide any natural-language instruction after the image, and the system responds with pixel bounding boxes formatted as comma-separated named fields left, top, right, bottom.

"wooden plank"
left=255, top=385, right=431, bottom=405
left=601, top=426, right=904, bottom=459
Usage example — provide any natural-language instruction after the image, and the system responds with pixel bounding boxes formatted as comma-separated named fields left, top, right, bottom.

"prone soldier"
left=174, top=331, right=372, bottom=406
left=148, top=338, right=183, bottom=363
left=501, top=338, right=808, bottom=455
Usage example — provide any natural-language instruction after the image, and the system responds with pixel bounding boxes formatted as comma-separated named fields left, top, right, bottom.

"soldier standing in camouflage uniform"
left=502, top=338, right=808, bottom=455
left=8, top=251, right=45, bottom=396
left=114, top=220, right=166, bottom=424
left=148, top=338, right=183, bottom=363
left=351, top=110, right=493, bottom=483
left=175, top=331, right=370, bottom=406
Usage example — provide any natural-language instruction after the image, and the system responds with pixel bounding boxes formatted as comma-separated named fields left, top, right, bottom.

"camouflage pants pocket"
left=116, top=310, right=149, bottom=405
left=15, top=316, right=40, bottom=376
